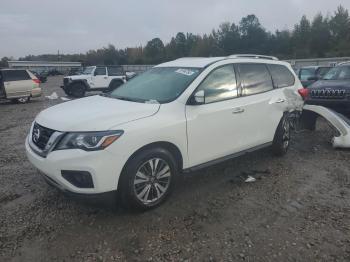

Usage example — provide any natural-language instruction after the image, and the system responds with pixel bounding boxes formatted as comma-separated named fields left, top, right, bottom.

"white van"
left=0, top=69, right=42, bottom=103
left=26, top=55, right=304, bottom=210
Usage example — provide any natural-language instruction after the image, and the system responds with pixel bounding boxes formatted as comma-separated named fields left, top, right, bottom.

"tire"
left=271, top=113, right=291, bottom=156
left=108, top=80, right=123, bottom=92
left=12, top=97, right=30, bottom=104
left=70, top=83, right=86, bottom=98
left=119, top=147, right=178, bottom=211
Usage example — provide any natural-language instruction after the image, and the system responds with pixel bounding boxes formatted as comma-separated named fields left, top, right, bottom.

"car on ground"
left=26, top=55, right=304, bottom=210
left=305, top=62, right=350, bottom=116
left=0, top=69, right=41, bottom=103
left=61, top=65, right=126, bottom=97
left=297, top=66, right=332, bottom=87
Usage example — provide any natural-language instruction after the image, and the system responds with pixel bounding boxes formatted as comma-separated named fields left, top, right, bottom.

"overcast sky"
left=1, top=0, right=349, bottom=58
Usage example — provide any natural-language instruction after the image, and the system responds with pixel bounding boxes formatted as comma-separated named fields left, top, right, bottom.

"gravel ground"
left=0, top=76, right=349, bottom=261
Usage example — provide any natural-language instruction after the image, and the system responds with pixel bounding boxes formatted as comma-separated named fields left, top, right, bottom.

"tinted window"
left=108, top=66, right=124, bottom=76
left=238, top=64, right=273, bottom=96
left=94, top=67, right=106, bottom=76
left=268, top=64, right=295, bottom=88
left=2, top=70, right=30, bottom=81
left=299, top=68, right=316, bottom=80
left=197, top=65, right=237, bottom=103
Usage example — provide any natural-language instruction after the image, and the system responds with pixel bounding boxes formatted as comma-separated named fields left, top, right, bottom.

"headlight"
left=55, top=130, right=123, bottom=151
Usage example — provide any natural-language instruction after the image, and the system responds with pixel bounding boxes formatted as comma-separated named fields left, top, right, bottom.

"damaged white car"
left=26, top=55, right=305, bottom=210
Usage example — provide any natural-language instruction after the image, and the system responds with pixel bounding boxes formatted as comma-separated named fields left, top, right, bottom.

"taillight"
left=298, top=88, right=309, bottom=100
left=33, top=78, right=41, bottom=84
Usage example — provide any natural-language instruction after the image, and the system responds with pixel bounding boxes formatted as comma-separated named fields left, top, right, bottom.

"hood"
left=35, top=95, right=160, bottom=131
left=309, top=80, right=350, bottom=90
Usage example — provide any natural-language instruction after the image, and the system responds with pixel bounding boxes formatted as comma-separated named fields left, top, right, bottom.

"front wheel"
left=70, top=83, right=86, bottom=98
left=12, top=96, right=30, bottom=104
left=271, top=113, right=291, bottom=156
left=119, top=148, right=178, bottom=211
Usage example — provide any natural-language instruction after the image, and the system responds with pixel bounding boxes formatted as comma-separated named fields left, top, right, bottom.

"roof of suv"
left=156, top=55, right=284, bottom=69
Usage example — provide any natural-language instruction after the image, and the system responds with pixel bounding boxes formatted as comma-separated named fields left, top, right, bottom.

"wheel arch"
left=69, top=79, right=89, bottom=90
left=121, top=141, right=184, bottom=174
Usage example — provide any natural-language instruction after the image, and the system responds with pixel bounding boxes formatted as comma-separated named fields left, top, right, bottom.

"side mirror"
left=193, top=90, right=205, bottom=105
left=307, top=76, right=319, bottom=81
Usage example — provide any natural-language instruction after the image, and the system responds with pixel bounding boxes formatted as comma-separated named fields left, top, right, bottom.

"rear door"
left=234, top=63, right=289, bottom=147
left=3, top=70, right=33, bottom=98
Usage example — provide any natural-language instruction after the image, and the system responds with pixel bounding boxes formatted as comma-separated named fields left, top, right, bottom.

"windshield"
left=82, top=67, right=94, bottom=75
left=323, top=66, right=350, bottom=80
left=109, top=67, right=201, bottom=103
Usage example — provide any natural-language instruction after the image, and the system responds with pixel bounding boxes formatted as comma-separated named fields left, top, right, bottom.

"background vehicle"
left=305, top=62, right=350, bottom=116
left=297, top=66, right=332, bottom=87
left=61, top=65, right=126, bottom=97
left=32, top=71, right=48, bottom=83
left=0, top=69, right=41, bottom=103
left=26, top=55, right=303, bottom=210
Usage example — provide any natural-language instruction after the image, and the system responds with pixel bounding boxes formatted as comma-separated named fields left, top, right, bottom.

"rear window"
left=238, top=64, right=273, bottom=96
left=108, top=66, right=124, bottom=76
left=267, top=64, right=295, bottom=88
left=2, top=70, right=31, bottom=81
left=299, top=68, right=316, bottom=81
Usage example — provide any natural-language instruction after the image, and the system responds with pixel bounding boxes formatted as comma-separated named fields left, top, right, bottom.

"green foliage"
left=4, top=5, right=350, bottom=65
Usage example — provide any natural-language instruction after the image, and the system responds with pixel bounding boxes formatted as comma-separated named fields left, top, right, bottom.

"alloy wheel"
left=133, top=158, right=171, bottom=205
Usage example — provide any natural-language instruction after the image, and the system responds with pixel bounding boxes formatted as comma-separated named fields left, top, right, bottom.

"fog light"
left=61, top=170, right=94, bottom=188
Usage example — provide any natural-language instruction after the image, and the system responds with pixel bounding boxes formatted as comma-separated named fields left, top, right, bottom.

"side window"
left=299, top=68, right=315, bottom=81
left=197, top=65, right=237, bottom=104
left=107, top=66, right=124, bottom=76
left=267, top=64, right=295, bottom=88
left=2, top=70, right=31, bottom=81
left=94, top=67, right=106, bottom=76
left=238, top=64, right=273, bottom=96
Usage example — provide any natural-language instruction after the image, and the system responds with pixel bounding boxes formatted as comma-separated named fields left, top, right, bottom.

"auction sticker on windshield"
left=175, top=68, right=198, bottom=76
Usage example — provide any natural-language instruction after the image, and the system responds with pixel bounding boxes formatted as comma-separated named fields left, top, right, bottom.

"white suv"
left=26, top=55, right=303, bottom=210
left=61, top=66, right=126, bottom=97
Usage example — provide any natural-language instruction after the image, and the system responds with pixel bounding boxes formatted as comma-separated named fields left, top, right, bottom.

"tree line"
left=1, top=5, right=350, bottom=67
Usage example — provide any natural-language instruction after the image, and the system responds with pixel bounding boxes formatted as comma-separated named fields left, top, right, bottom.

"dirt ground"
left=0, top=76, right=349, bottom=262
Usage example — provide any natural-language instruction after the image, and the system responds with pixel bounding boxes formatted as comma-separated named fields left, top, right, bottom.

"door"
left=91, top=67, right=109, bottom=88
left=186, top=64, right=249, bottom=167
left=234, top=63, right=293, bottom=147
left=2, top=70, right=32, bottom=98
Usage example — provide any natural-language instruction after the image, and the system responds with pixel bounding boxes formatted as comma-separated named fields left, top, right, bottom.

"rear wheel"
left=272, top=113, right=290, bottom=156
left=70, top=83, right=86, bottom=98
left=119, top=148, right=178, bottom=211
left=12, top=96, right=30, bottom=104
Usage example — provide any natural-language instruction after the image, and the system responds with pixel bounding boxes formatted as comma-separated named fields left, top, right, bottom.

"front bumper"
left=25, top=136, right=125, bottom=194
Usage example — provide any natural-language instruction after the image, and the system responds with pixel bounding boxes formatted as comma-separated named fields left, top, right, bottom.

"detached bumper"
left=25, top=136, right=126, bottom=194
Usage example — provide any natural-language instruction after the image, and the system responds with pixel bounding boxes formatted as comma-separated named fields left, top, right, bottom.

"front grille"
left=310, top=89, right=346, bottom=99
left=32, top=123, right=55, bottom=150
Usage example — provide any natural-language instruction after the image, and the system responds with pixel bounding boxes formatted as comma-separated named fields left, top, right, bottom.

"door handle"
left=232, top=108, right=244, bottom=114
left=274, top=98, right=285, bottom=103
left=103, top=76, right=108, bottom=79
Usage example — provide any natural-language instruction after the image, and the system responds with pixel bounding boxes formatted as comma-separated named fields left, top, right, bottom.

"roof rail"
left=228, top=54, right=279, bottom=61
